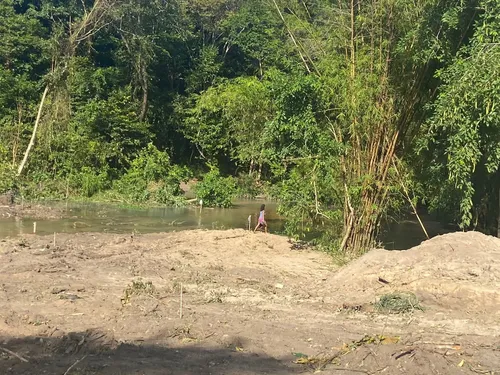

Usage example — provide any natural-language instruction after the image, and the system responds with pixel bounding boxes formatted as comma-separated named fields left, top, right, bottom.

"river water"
left=0, top=201, right=450, bottom=250
left=0, top=200, right=282, bottom=236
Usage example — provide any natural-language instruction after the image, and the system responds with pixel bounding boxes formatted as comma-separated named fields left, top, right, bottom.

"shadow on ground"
left=0, top=329, right=300, bottom=375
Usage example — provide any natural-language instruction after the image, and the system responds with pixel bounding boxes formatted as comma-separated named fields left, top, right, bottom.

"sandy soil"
left=0, top=229, right=499, bottom=375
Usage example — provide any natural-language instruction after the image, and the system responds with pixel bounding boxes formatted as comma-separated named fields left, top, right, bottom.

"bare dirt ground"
left=0, top=229, right=499, bottom=375
left=0, top=204, right=66, bottom=220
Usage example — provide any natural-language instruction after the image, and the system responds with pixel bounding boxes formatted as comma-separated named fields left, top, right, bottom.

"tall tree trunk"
left=139, top=74, right=148, bottom=121
left=350, top=0, right=355, bottom=79
left=12, top=103, right=23, bottom=165
left=17, top=85, right=49, bottom=176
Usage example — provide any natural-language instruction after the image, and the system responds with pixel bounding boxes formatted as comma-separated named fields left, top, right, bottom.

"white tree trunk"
left=17, top=85, right=49, bottom=176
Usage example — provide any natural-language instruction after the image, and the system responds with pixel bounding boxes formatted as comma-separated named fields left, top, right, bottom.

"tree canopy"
left=1, top=0, right=499, bottom=255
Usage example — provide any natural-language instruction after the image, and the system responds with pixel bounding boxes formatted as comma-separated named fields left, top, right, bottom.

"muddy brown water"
left=0, top=200, right=450, bottom=249
left=0, top=200, right=282, bottom=236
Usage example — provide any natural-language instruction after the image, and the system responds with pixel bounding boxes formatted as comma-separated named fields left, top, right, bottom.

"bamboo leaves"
left=421, top=0, right=500, bottom=229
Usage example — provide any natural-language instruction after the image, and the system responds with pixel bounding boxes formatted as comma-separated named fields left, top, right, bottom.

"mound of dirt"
left=327, top=231, right=500, bottom=313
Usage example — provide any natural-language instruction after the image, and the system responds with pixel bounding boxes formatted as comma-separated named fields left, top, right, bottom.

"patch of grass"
left=293, top=352, right=337, bottom=371
left=344, top=334, right=400, bottom=350
left=294, top=334, right=401, bottom=371
left=171, top=280, right=181, bottom=292
left=121, top=279, right=156, bottom=305
left=168, top=325, right=201, bottom=343
left=375, top=292, right=423, bottom=314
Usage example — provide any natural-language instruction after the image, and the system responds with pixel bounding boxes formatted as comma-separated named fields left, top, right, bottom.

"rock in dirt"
left=51, top=287, right=67, bottom=294
left=0, top=191, right=15, bottom=206
left=59, top=294, right=81, bottom=301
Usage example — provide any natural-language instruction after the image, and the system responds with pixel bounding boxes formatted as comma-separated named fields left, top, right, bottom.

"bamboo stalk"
left=393, top=161, right=429, bottom=239
left=271, top=0, right=311, bottom=73
left=63, top=355, right=87, bottom=375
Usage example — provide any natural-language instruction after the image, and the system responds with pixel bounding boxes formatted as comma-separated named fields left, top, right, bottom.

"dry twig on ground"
left=0, top=347, right=29, bottom=363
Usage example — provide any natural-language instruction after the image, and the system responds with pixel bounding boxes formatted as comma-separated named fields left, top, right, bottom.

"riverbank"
left=1, top=229, right=499, bottom=374
left=0, top=203, right=67, bottom=220
left=0, top=197, right=190, bottom=220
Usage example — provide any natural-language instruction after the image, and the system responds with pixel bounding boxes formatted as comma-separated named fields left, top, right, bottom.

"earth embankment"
left=0, top=229, right=499, bottom=374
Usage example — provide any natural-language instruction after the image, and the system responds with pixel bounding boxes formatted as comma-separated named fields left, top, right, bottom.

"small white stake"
left=179, top=283, right=183, bottom=319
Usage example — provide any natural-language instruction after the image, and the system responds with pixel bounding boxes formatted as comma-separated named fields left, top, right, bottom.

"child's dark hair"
left=260, top=204, right=265, bottom=211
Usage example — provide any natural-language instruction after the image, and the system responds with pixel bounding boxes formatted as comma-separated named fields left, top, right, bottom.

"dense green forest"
left=1, top=0, right=499, bottom=255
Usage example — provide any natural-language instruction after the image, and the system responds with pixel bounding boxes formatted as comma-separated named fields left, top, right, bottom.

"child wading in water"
left=254, top=204, right=268, bottom=233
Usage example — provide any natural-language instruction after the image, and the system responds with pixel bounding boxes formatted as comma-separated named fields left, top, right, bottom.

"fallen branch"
left=63, top=355, right=87, bottom=375
left=1, top=347, right=29, bottom=363
left=204, top=332, right=215, bottom=339
left=393, top=349, right=415, bottom=360
left=412, top=341, right=461, bottom=349
left=393, top=160, right=429, bottom=239
left=466, top=362, right=496, bottom=375
left=214, top=235, right=247, bottom=241
left=327, top=368, right=368, bottom=373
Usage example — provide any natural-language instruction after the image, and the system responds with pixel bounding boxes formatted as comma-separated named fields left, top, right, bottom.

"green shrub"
left=0, top=166, right=15, bottom=195
left=131, top=143, right=171, bottom=182
left=114, top=143, right=170, bottom=202
left=195, top=168, right=236, bottom=207
left=163, top=165, right=193, bottom=195
left=375, top=292, right=423, bottom=314
left=20, top=172, right=68, bottom=200
left=74, top=167, right=110, bottom=197
left=114, top=144, right=190, bottom=205
left=235, top=172, right=261, bottom=198
left=114, top=176, right=149, bottom=202
left=0, top=145, right=15, bottom=194
left=153, top=183, right=186, bottom=207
